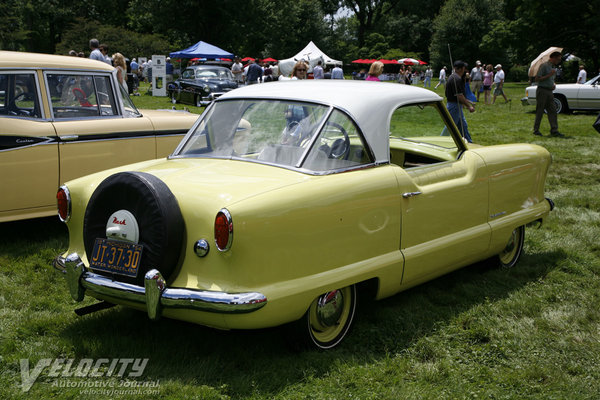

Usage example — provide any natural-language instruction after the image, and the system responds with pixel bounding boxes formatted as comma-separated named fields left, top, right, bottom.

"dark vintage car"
left=167, top=65, right=238, bottom=107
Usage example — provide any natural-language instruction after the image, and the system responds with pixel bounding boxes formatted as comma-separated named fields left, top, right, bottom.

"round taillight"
left=214, top=209, right=233, bottom=251
left=57, top=185, right=71, bottom=222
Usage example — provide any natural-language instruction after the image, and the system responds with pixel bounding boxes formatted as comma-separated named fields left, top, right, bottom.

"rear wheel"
left=287, top=285, right=357, bottom=350
left=495, top=226, right=525, bottom=268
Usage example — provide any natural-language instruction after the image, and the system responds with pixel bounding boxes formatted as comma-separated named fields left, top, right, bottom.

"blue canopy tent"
left=169, top=41, right=234, bottom=59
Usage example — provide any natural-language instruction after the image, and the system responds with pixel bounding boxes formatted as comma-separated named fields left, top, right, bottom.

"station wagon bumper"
left=54, top=253, right=267, bottom=319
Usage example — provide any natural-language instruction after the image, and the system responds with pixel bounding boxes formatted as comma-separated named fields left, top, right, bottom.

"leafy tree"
left=429, top=0, right=503, bottom=69
left=0, top=0, right=29, bottom=51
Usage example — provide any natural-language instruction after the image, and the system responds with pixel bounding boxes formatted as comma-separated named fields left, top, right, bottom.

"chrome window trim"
left=295, top=106, right=334, bottom=168
left=0, top=70, right=45, bottom=119
left=167, top=152, right=380, bottom=176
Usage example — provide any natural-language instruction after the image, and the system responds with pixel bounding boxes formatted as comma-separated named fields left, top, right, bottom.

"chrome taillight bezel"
left=57, top=185, right=71, bottom=223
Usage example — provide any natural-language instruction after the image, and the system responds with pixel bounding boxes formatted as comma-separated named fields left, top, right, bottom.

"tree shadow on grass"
left=56, top=248, right=564, bottom=398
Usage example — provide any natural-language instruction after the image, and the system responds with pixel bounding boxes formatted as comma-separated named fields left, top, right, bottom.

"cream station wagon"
left=0, top=51, right=198, bottom=222
left=55, top=81, right=553, bottom=349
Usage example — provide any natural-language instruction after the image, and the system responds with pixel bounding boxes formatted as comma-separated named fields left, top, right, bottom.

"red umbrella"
left=419, top=60, right=428, bottom=65
left=352, top=59, right=365, bottom=63
left=380, top=59, right=399, bottom=64
left=241, top=57, right=255, bottom=62
left=261, top=57, right=278, bottom=62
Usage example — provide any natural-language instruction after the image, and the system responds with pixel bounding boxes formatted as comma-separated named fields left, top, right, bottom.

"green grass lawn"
left=1, top=81, right=599, bottom=399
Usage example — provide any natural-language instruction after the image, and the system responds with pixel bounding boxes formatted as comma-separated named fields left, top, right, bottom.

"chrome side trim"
left=54, top=254, right=267, bottom=318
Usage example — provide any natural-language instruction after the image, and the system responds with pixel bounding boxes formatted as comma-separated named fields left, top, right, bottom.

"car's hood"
left=136, top=157, right=312, bottom=210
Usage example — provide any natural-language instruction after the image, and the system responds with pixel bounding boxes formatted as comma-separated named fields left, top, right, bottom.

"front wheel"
left=495, top=226, right=525, bottom=268
left=287, top=285, right=357, bottom=350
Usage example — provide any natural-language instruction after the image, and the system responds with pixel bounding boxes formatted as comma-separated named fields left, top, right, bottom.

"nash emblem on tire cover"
left=105, top=209, right=140, bottom=243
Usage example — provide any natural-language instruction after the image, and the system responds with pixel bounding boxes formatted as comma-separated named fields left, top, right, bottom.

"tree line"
left=1, top=0, right=597, bottom=80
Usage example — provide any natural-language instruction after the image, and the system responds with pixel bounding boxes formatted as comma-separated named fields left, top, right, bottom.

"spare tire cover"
left=83, top=172, right=184, bottom=285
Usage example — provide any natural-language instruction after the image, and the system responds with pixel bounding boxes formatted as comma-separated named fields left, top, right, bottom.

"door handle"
left=402, top=191, right=422, bottom=198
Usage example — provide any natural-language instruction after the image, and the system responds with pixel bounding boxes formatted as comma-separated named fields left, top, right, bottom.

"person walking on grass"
left=533, top=51, right=564, bottom=138
left=492, top=64, right=509, bottom=104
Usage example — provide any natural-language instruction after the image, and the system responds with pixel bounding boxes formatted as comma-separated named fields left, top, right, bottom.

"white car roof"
left=218, top=80, right=443, bottom=163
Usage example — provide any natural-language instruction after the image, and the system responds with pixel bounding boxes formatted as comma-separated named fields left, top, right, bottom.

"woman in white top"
left=112, top=53, right=128, bottom=92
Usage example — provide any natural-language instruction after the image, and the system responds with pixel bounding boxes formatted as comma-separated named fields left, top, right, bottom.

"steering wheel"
left=324, top=122, right=350, bottom=159
left=8, top=93, right=33, bottom=116
left=72, top=88, right=93, bottom=107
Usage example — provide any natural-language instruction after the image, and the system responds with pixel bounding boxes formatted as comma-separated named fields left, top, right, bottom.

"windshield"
left=584, top=74, right=600, bottom=85
left=182, top=68, right=233, bottom=80
left=175, top=99, right=373, bottom=172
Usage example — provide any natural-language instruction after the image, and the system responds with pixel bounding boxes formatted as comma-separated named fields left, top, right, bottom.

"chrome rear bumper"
left=54, top=253, right=267, bottom=320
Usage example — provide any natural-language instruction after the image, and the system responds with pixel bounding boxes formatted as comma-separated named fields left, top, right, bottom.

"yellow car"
left=55, top=81, right=553, bottom=349
left=0, top=51, right=198, bottom=222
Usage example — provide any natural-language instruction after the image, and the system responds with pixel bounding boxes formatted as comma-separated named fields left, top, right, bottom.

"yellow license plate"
left=89, top=238, right=143, bottom=278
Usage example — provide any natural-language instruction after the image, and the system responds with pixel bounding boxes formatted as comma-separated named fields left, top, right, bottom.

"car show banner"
left=152, top=55, right=167, bottom=97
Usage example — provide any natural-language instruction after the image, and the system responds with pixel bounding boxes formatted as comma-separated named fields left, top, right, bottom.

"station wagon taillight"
left=57, top=186, right=71, bottom=223
left=214, top=209, right=233, bottom=251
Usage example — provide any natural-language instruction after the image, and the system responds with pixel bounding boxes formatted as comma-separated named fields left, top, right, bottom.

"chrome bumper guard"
left=54, top=253, right=267, bottom=320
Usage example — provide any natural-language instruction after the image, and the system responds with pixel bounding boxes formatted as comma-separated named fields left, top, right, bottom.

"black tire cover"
left=83, top=172, right=184, bottom=285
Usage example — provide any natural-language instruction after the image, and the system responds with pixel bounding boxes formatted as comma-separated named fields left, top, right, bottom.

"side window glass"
left=47, top=74, right=116, bottom=119
left=94, top=76, right=117, bottom=116
left=0, top=73, right=41, bottom=118
left=389, top=103, right=459, bottom=168
left=302, top=109, right=372, bottom=172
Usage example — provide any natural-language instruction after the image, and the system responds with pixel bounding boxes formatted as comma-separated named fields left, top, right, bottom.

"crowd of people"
left=76, top=38, right=575, bottom=140
left=229, top=57, right=346, bottom=84
left=71, top=38, right=178, bottom=95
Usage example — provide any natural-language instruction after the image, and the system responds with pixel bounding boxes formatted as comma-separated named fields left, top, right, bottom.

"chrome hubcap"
left=316, top=290, right=344, bottom=327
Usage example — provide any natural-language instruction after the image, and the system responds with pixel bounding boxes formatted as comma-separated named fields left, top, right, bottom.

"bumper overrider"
left=54, top=253, right=267, bottom=320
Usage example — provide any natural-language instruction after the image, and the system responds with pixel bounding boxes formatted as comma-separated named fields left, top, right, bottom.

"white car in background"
left=523, top=74, right=600, bottom=113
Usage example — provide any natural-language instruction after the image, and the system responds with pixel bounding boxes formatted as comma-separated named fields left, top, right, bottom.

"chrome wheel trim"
left=498, top=226, right=524, bottom=267
left=307, top=285, right=356, bottom=349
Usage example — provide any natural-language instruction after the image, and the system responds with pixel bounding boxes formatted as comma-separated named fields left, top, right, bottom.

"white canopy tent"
left=278, top=41, right=342, bottom=76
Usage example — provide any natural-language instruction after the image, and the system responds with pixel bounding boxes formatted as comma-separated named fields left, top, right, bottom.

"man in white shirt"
left=470, top=60, right=484, bottom=101
left=434, top=67, right=446, bottom=88
left=231, top=57, right=244, bottom=84
left=492, top=64, right=509, bottom=104
left=577, top=65, right=587, bottom=84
